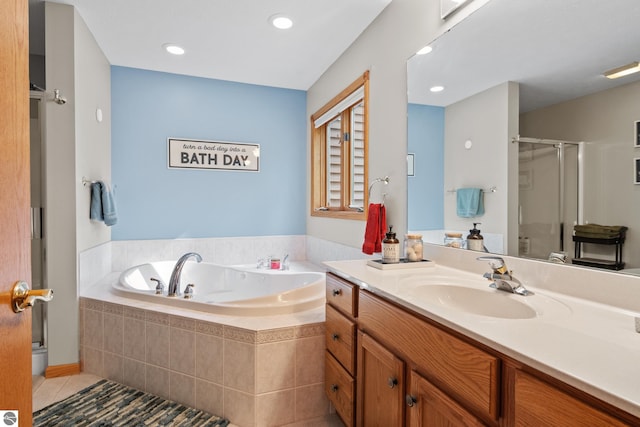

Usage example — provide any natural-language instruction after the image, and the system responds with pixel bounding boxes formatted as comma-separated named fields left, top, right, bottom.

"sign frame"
left=167, top=138, right=260, bottom=172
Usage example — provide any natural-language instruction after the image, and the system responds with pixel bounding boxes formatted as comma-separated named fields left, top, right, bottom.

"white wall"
left=306, top=0, right=490, bottom=250
left=443, top=82, right=519, bottom=253
left=45, top=2, right=111, bottom=366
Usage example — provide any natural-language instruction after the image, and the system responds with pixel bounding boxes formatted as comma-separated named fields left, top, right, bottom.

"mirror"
left=407, top=0, right=640, bottom=272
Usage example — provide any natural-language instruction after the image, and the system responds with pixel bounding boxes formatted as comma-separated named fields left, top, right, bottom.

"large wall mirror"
left=407, top=0, right=640, bottom=273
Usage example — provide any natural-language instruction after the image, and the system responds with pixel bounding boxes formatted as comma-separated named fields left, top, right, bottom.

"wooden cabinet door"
left=513, top=369, right=629, bottom=427
left=356, top=332, right=404, bottom=427
left=407, top=370, right=487, bottom=427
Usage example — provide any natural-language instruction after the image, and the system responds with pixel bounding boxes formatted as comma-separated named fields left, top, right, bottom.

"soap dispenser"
left=382, top=226, right=400, bottom=263
left=466, top=223, right=484, bottom=252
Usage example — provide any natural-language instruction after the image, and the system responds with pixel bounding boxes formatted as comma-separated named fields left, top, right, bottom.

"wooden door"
left=0, top=0, right=33, bottom=425
left=407, top=370, right=486, bottom=427
left=356, top=332, right=404, bottom=427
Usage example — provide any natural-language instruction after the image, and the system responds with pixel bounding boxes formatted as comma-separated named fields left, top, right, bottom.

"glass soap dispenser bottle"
left=466, top=223, right=485, bottom=251
left=382, top=226, right=400, bottom=263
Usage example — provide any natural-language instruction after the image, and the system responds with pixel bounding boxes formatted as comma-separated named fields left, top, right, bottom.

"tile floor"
left=33, top=373, right=344, bottom=426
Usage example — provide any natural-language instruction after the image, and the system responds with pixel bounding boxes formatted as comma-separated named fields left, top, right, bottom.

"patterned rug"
left=33, top=379, right=230, bottom=426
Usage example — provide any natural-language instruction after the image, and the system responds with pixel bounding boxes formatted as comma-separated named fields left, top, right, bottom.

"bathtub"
left=113, top=261, right=326, bottom=316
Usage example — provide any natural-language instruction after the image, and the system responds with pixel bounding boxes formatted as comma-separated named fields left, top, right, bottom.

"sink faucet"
left=477, top=256, right=532, bottom=296
left=168, top=252, right=202, bottom=297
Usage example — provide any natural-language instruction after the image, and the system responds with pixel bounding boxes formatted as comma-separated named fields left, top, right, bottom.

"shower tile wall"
left=79, top=298, right=329, bottom=427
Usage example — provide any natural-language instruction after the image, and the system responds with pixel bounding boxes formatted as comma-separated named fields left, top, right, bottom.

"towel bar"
left=446, top=186, right=496, bottom=194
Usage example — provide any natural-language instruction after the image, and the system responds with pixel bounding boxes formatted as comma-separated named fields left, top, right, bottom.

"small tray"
left=367, top=258, right=435, bottom=270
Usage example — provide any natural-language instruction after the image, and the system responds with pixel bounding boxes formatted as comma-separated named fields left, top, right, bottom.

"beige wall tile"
left=224, top=388, right=256, bottom=427
left=170, top=371, right=196, bottom=408
left=195, top=379, right=224, bottom=418
left=170, top=327, right=195, bottom=375
left=295, top=336, right=325, bottom=386
left=123, top=358, right=146, bottom=391
left=146, top=322, right=170, bottom=368
left=123, top=318, right=145, bottom=361
left=256, top=389, right=296, bottom=427
left=103, top=352, right=123, bottom=383
left=84, top=309, right=103, bottom=350
left=295, top=383, right=330, bottom=422
left=103, top=313, right=123, bottom=355
left=82, top=346, right=104, bottom=377
left=146, top=365, right=170, bottom=400
left=196, top=333, right=223, bottom=384
left=224, top=340, right=255, bottom=393
left=256, top=340, right=295, bottom=393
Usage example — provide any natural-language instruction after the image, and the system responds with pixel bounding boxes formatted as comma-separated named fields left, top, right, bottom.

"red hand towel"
left=362, top=203, right=386, bottom=254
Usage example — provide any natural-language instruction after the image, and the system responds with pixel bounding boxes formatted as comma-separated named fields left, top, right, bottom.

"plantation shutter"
left=350, top=102, right=365, bottom=209
left=326, top=116, right=342, bottom=207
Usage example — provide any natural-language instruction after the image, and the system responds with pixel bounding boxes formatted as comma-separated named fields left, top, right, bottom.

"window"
left=311, top=71, right=369, bottom=219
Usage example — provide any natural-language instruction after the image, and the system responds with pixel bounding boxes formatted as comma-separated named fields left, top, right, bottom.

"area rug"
left=33, top=379, right=230, bottom=426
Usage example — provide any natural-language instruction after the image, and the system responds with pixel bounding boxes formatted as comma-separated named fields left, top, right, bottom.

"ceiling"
left=29, top=0, right=392, bottom=90
left=408, top=0, right=640, bottom=112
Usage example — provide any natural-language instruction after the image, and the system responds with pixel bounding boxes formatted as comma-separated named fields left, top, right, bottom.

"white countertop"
left=324, top=259, right=640, bottom=418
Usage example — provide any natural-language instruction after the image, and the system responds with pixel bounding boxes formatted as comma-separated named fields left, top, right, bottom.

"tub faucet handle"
left=150, top=277, right=164, bottom=295
left=184, top=284, right=195, bottom=299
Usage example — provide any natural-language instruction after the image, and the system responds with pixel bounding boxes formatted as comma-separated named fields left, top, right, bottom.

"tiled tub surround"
left=77, top=236, right=369, bottom=426
left=79, top=297, right=328, bottom=427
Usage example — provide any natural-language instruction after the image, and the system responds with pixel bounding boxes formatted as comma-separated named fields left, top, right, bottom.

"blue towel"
left=90, top=181, right=118, bottom=226
left=456, top=188, right=484, bottom=218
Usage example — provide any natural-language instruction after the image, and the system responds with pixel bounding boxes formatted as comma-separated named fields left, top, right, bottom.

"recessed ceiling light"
left=430, top=86, right=444, bottom=92
left=270, top=14, right=293, bottom=30
left=416, top=45, right=433, bottom=55
left=604, top=61, right=640, bottom=79
left=163, top=43, right=185, bottom=55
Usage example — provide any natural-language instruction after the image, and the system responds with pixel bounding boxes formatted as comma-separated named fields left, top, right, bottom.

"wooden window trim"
left=311, top=71, right=369, bottom=220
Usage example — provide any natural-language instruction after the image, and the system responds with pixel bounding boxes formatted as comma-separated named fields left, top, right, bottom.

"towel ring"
left=368, top=176, right=390, bottom=198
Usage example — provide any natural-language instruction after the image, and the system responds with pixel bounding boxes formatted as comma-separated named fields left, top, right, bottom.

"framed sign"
left=635, top=157, right=640, bottom=185
left=168, top=138, right=260, bottom=171
left=635, top=120, right=640, bottom=147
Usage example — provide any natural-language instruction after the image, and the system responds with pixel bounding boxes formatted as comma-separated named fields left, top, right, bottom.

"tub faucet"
left=477, top=256, right=532, bottom=296
left=168, top=252, right=202, bottom=297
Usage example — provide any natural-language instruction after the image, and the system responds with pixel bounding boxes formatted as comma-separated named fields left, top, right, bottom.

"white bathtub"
left=113, top=261, right=326, bottom=316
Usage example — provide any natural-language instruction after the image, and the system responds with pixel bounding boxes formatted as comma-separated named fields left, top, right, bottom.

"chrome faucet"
left=168, top=252, right=202, bottom=297
left=477, top=256, right=532, bottom=296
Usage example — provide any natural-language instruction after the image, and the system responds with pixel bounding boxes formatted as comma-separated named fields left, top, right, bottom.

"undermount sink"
left=406, top=284, right=569, bottom=320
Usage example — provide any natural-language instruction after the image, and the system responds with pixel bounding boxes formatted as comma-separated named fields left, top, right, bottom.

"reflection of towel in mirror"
left=362, top=203, right=386, bottom=255
left=456, top=188, right=484, bottom=218
left=90, top=181, right=118, bottom=226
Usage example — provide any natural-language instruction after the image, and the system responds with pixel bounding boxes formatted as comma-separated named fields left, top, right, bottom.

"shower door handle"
left=11, top=281, right=53, bottom=313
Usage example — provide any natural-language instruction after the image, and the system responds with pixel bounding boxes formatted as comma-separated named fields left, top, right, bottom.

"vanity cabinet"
left=324, top=271, right=640, bottom=427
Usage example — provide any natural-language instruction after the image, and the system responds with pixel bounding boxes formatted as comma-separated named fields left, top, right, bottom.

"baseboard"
left=44, top=363, right=80, bottom=378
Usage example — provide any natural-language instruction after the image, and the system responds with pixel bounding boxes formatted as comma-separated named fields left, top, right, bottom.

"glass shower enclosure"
left=516, top=137, right=582, bottom=262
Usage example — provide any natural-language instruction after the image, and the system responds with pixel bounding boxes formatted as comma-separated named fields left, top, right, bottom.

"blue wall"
left=407, top=103, right=444, bottom=230
left=111, top=67, right=307, bottom=240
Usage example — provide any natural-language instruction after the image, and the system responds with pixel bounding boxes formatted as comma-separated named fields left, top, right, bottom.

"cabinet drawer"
left=326, top=304, right=356, bottom=375
left=325, top=351, right=354, bottom=427
left=326, top=273, right=358, bottom=317
left=358, top=290, right=500, bottom=422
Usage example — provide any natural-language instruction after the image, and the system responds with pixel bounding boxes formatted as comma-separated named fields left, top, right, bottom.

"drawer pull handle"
left=332, top=289, right=342, bottom=296
left=332, top=333, right=339, bottom=341
left=406, top=394, right=417, bottom=407
left=330, top=384, right=339, bottom=393
left=387, top=377, right=398, bottom=389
